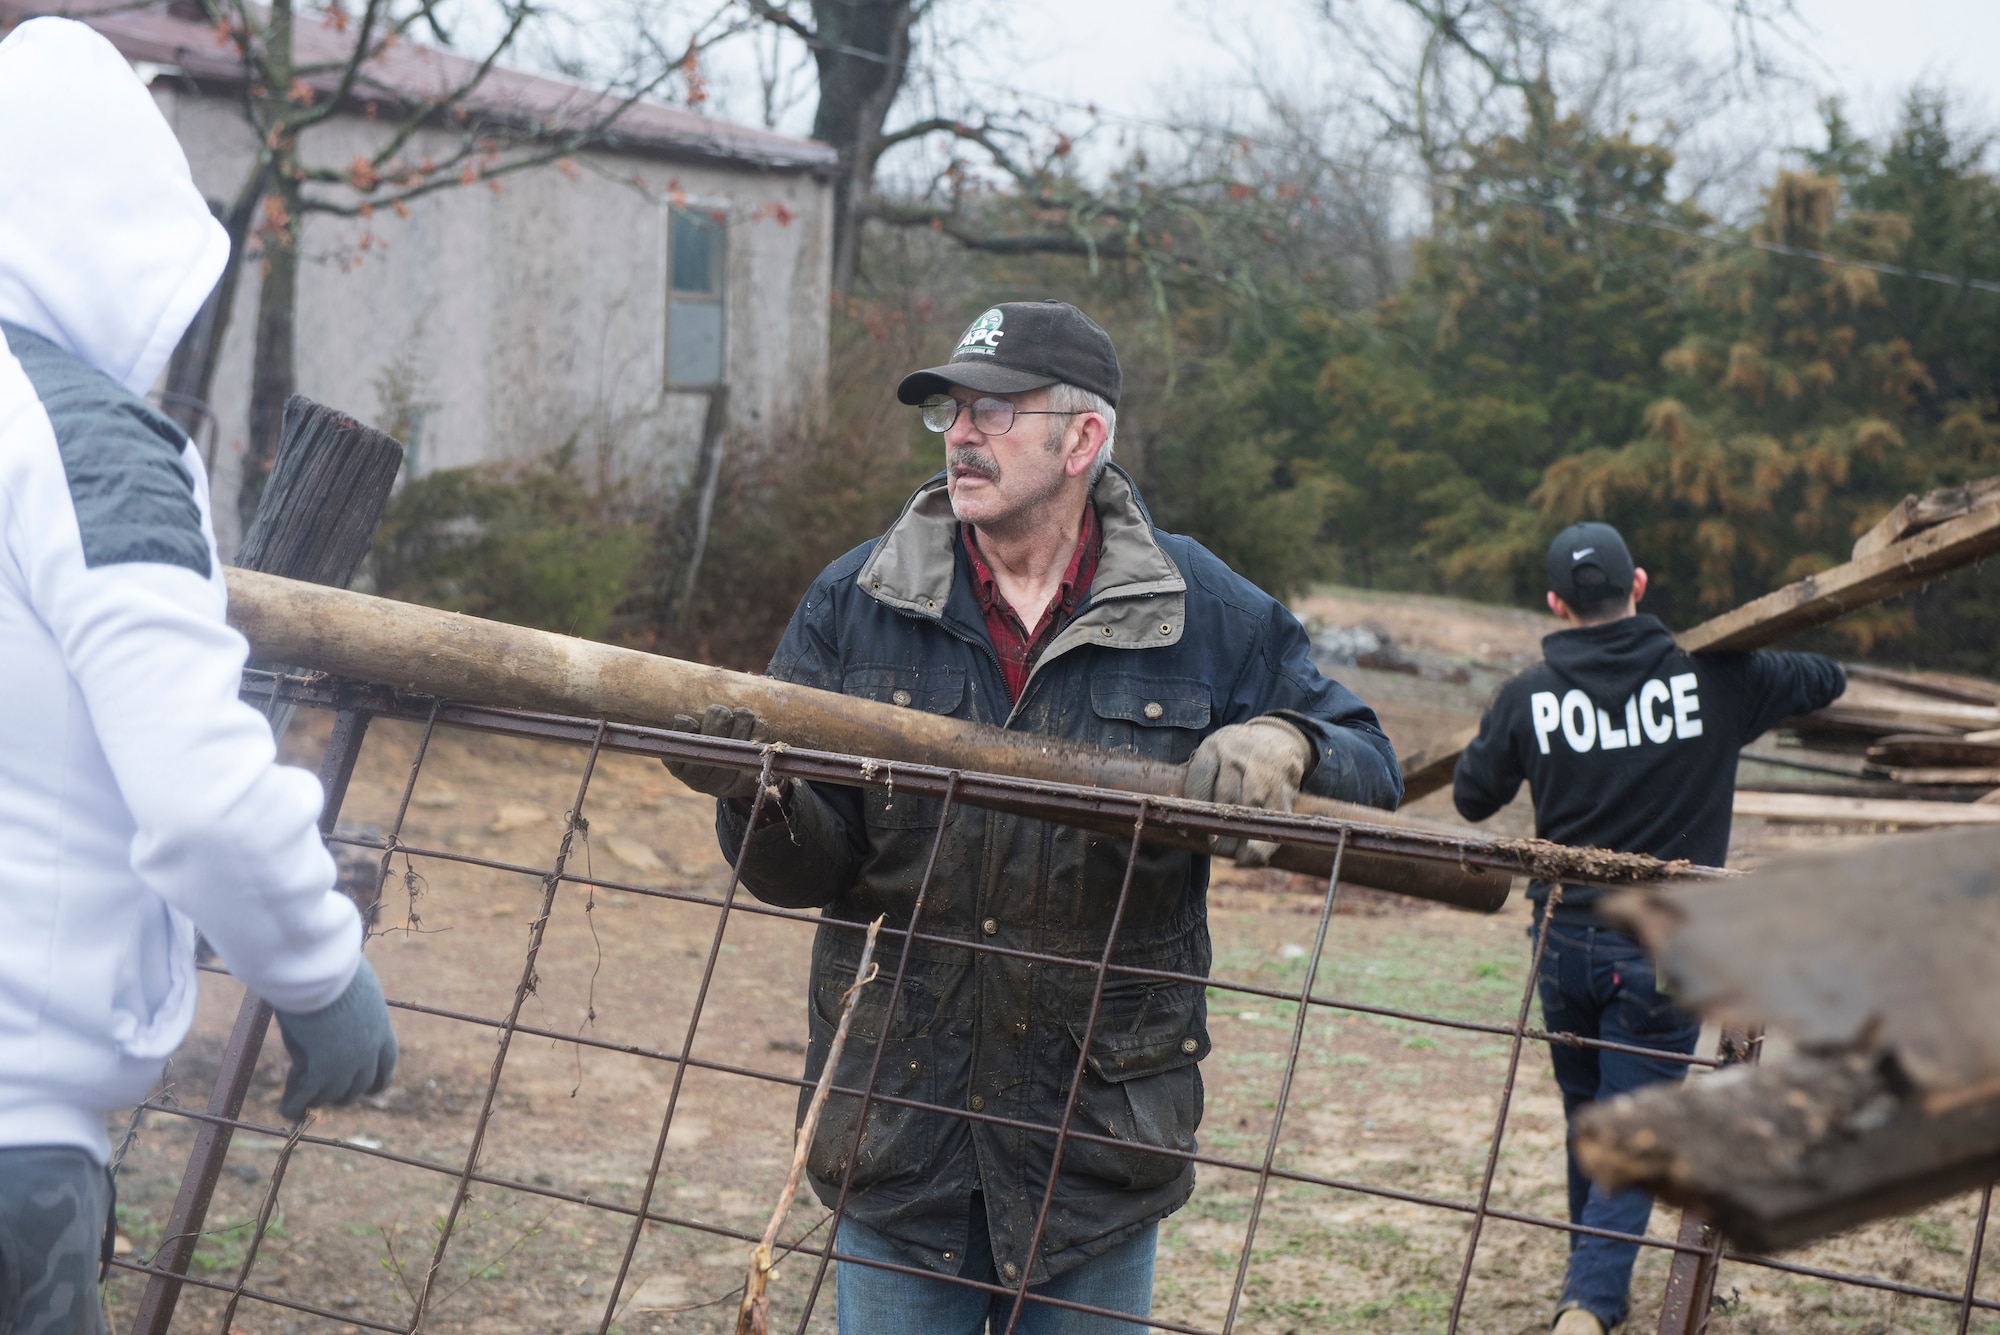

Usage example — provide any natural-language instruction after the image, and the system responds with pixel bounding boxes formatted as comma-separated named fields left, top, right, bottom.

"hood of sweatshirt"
left=0, top=18, right=228, bottom=396
left=1541, top=613, right=1683, bottom=701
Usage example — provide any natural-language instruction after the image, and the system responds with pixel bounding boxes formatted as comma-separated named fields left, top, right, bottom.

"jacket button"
left=1002, top=1261, right=1020, bottom=1281
left=1159, top=623, right=1172, bottom=635
left=1181, top=1037, right=1200, bottom=1054
left=970, top=1094, right=986, bottom=1112
left=981, top=917, right=998, bottom=936
left=1143, top=702, right=1164, bottom=720
left=892, top=689, right=913, bottom=707
left=1101, top=626, right=1114, bottom=636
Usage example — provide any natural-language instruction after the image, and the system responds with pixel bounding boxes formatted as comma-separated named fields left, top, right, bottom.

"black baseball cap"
left=1547, top=522, right=1636, bottom=608
left=896, top=300, right=1121, bottom=409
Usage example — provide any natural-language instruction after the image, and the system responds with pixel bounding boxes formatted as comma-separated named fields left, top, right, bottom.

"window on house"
left=668, top=207, right=725, bottom=388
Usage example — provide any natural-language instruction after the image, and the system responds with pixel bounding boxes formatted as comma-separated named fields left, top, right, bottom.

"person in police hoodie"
left=1454, top=522, right=1844, bottom=1335
left=0, top=20, right=396, bottom=1329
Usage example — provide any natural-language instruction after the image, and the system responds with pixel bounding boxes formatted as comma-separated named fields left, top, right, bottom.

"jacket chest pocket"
left=1089, top=674, right=1211, bottom=764
left=843, top=665, right=966, bottom=829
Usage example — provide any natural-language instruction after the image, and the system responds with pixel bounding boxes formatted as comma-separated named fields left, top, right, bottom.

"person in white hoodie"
left=0, top=18, right=397, bottom=1330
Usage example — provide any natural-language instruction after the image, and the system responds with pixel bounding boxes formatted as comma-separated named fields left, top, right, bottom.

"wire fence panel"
left=96, top=673, right=2000, bottom=1335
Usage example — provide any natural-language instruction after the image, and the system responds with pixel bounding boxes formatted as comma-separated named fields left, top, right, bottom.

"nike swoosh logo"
left=1573, top=547, right=1595, bottom=560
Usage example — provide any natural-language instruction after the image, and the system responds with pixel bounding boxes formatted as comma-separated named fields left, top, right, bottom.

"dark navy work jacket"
left=715, top=466, right=1400, bottom=1284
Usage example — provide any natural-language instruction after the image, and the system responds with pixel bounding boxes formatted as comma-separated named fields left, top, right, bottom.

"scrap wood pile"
left=1735, top=662, right=2000, bottom=824
left=1732, top=476, right=2000, bottom=826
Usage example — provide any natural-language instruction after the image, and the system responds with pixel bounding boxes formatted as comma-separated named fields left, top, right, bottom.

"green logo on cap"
left=957, top=307, right=1005, bottom=354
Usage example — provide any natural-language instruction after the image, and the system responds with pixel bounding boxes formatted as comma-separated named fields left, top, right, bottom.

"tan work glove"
left=1183, top=716, right=1313, bottom=866
left=665, top=704, right=771, bottom=801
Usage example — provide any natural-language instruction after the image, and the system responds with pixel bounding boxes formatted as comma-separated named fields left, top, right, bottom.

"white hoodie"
left=0, top=17, right=361, bottom=1161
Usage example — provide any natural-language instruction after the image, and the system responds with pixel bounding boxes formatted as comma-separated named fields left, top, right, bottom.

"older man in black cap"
left=1453, top=522, right=1846, bottom=1335
left=665, top=300, right=1402, bottom=1332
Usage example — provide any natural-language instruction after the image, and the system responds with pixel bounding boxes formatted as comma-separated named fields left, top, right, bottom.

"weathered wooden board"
left=1787, top=683, right=2000, bottom=738
left=1576, top=827, right=2000, bottom=1250
left=236, top=396, right=404, bottom=588
left=1574, top=1053, right=2000, bottom=1254
left=1738, top=779, right=1995, bottom=802
left=1713, top=828, right=2000, bottom=1069
left=1881, top=766, right=2000, bottom=786
left=1849, top=475, right=2000, bottom=561
left=1844, top=662, right=2000, bottom=706
left=1866, top=734, right=2000, bottom=768
left=1732, top=791, right=2000, bottom=825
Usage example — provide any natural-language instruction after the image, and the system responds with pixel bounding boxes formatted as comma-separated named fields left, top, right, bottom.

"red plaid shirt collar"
left=963, top=504, right=1103, bottom=703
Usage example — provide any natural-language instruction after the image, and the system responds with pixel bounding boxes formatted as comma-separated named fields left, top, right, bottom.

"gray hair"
left=1042, top=382, right=1118, bottom=486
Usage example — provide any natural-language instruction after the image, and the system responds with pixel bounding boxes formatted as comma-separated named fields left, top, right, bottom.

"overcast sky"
left=696, top=0, right=1998, bottom=181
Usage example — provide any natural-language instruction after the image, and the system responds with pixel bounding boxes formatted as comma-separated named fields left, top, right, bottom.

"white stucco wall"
left=153, top=88, right=832, bottom=555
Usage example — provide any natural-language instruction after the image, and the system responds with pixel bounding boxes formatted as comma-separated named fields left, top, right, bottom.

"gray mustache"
left=948, top=448, right=999, bottom=482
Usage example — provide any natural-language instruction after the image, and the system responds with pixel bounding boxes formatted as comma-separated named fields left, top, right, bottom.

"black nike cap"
left=896, top=299, right=1121, bottom=409
left=1547, top=522, right=1636, bottom=608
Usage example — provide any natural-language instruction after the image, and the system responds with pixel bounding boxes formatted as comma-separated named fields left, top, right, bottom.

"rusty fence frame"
left=107, top=671, right=1998, bottom=1335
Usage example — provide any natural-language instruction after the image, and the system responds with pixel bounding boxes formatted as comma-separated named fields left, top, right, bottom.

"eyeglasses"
left=920, top=394, right=1082, bottom=435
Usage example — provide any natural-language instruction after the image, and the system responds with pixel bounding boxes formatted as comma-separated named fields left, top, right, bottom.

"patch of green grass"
left=190, top=1214, right=284, bottom=1275
left=1911, top=1214, right=1961, bottom=1254
left=114, top=1202, right=162, bottom=1249
left=1211, top=929, right=1525, bottom=1032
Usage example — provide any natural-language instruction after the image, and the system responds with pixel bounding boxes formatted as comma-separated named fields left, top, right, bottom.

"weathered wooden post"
left=129, top=395, right=404, bottom=1335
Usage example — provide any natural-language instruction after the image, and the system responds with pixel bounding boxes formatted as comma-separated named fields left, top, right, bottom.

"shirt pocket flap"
left=1089, top=676, right=1211, bottom=730
left=842, top=665, right=965, bottom=716
left=1067, top=989, right=1211, bottom=1083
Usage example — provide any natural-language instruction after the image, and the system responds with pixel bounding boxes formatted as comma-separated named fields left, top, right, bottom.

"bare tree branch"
left=742, top=0, right=815, bottom=46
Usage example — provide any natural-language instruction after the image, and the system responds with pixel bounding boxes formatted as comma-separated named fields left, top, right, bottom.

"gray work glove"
left=273, top=957, right=397, bottom=1122
left=1184, top=716, right=1314, bottom=866
left=665, top=704, right=771, bottom=801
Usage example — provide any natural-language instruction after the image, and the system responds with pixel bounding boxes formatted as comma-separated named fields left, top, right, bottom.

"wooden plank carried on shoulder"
left=1684, top=500, right=2000, bottom=653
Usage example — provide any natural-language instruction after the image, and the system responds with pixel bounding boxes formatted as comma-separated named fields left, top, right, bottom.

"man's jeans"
left=835, top=1204, right=1156, bottom=1334
left=1535, top=920, right=1701, bottom=1330
left=0, top=1146, right=112, bottom=1335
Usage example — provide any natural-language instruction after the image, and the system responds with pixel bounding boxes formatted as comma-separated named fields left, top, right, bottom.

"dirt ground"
left=103, top=587, right=2000, bottom=1335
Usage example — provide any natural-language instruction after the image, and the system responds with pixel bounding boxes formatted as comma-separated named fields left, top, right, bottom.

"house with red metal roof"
left=0, top=0, right=837, bottom=553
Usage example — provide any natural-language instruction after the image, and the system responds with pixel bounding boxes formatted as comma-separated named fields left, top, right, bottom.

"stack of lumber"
left=1738, top=664, right=2000, bottom=824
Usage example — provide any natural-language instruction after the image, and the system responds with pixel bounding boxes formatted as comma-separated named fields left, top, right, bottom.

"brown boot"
left=1552, top=1308, right=1606, bottom=1335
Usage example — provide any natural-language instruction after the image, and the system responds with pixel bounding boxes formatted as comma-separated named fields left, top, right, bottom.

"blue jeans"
left=834, top=1203, right=1156, bottom=1334
left=1534, top=920, right=1701, bottom=1329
